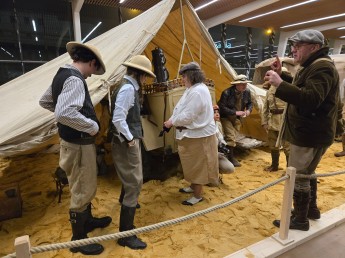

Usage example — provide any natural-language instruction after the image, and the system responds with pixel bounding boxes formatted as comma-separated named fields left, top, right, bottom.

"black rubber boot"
left=117, top=205, right=147, bottom=250
left=227, top=146, right=241, bottom=167
left=265, top=150, right=279, bottom=171
left=69, top=210, right=104, bottom=255
left=119, top=186, right=141, bottom=209
left=85, top=203, right=112, bottom=233
left=273, top=190, right=310, bottom=231
left=308, top=179, right=321, bottom=219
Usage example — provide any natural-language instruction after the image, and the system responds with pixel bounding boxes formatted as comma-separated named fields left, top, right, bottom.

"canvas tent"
left=0, top=0, right=266, bottom=157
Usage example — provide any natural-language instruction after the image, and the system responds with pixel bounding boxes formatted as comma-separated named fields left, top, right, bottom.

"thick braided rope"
left=3, top=175, right=288, bottom=258
left=296, top=170, right=345, bottom=179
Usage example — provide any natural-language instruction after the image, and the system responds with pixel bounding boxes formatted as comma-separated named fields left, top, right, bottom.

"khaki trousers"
left=59, top=139, right=97, bottom=212
left=220, top=118, right=241, bottom=147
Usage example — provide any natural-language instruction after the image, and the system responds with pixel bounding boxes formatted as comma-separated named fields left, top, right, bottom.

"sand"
left=1, top=142, right=345, bottom=258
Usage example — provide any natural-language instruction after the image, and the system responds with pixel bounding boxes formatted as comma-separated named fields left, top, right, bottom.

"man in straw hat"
left=217, top=74, right=253, bottom=167
left=109, top=55, right=155, bottom=250
left=265, top=29, right=339, bottom=231
left=39, top=41, right=111, bottom=255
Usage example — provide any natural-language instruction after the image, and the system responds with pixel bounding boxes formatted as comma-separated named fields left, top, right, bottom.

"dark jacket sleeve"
left=244, top=90, right=253, bottom=112
left=218, top=88, right=236, bottom=117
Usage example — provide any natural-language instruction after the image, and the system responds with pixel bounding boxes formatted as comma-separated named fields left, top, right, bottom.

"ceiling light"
left=195, top=0, right=219, bottom=11
left=1, top=47, right=14, bottom=58
left=32, top=20, right=36, bottom=32
left=119, top=0, right=126, bottom=3
left=337, top=27, right=345, bottom=30
left=35, top=37, right=38, bottom=41
left=281, top=13, right=345, bottom=28
left=82, top=22, right=102, bottom=43
left=240, top=0, right=317, bottom=22
left=340, top=36, right=345, bottom=38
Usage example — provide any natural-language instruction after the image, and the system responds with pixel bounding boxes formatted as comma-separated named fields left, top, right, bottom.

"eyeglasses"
left=290, top=43, right=311, bottom=50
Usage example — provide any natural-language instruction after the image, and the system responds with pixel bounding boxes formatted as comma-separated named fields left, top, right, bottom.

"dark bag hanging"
left=151, top=47, right=169, bottom=83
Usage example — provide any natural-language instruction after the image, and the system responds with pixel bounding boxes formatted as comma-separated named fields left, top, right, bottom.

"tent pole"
left=177, top=0, right=194, bottom=78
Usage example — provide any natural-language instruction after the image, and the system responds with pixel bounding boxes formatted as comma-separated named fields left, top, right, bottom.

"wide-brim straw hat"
left=66, top=41, right=106, bottom=75
left=123, top=55, right=156, bottom=78
left=231, top=74, right=252, bottom=85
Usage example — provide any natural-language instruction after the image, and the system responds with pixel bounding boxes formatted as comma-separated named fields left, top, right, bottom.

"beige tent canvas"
left=0, top=0, right=267, bottom=157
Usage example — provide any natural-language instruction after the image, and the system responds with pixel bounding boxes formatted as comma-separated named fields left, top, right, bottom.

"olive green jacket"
left=275, top=47, right=339, bottom=147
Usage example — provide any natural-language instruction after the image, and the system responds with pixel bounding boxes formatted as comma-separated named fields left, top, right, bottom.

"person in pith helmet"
left=109, top=55, right=155, bottom=250
left=39, top=41, right=111, bottom=255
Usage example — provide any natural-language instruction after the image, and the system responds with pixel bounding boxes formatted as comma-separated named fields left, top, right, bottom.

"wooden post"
left=272, top=166, right=296, bottom=245
left=15, top=235, right=32, bottom=258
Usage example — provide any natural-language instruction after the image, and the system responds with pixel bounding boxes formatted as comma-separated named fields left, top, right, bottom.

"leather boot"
left=85, top=203, right=112, bottom=233
left=334, top=134, right=345, bottom=157
left=265, top=150, right=279, bottom=171
left=308, top=179, right=321, bottom=219
left=227, top=146, right=241, bottom=167
left=117, top=205, right=147, bottom=250
left=69, top=210, right=104, bottom=255
left=119, top=186, right=141, bottom=209
left=273, top=190, right=310, bottom=231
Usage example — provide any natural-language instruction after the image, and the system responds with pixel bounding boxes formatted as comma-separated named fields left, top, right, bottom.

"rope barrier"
left=295, top=170, right=345, bottom=179
left=3, top=175, right=289, bottom=258
left=4, top=170, right=345, bottom=257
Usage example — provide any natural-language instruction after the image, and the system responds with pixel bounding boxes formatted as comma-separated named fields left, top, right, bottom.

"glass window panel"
left=0, top=62, right=23, bottom=85
left=15, top=0, right=73, bottom=61
left=0, top=0, right=21, bottom=60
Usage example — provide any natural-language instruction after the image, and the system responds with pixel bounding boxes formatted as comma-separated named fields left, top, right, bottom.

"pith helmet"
left=123, top=55, right=156, bottom=78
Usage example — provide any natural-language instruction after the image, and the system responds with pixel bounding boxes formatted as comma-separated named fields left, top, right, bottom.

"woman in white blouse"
left=164, top=62, right=218, bottom=205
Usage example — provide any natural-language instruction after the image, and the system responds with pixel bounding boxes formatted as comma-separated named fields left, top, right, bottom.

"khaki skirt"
left=177, top=134, right=219, bottom=185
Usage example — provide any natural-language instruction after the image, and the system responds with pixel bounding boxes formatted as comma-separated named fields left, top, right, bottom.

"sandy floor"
left=1, top=142, right=345, bottom=258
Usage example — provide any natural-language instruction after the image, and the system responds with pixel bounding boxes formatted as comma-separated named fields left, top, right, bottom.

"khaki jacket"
left=261, top=86, right=287, bottom=131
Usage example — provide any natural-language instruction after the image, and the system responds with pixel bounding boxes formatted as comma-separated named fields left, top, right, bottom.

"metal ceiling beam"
left=202, top=0, right=279, bottom=29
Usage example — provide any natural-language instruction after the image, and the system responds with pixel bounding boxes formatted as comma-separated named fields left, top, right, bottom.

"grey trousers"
left=289, top=143, right=328, bottom=192
left=111, top=138, right=143, bottom=207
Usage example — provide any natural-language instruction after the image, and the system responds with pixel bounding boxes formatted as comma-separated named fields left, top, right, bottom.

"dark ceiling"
left=84, top=0, right=345, bottom=41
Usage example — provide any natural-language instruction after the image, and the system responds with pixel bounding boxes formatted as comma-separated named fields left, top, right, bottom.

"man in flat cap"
left=39, top=42, right=111, bottom=255
left=264, top=30, right=340, bottom=231
left=217, top=74, right=253, bottom=167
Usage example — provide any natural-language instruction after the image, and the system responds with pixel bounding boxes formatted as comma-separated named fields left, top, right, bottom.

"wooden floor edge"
left=224, top=203, right=345, bottom=258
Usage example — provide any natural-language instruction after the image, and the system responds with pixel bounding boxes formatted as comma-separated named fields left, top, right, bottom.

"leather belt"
left=270, top=109, right=284, bottom=115
left=176, top=126, right=188, bottom=132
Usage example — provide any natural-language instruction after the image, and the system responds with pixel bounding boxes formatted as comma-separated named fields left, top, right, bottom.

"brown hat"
left=179, top=62, right=201, bottom=75
left=231, top=74, right=252, bottom=85
left=66, top=41, right=106, bottom=75
left=123, top=55, right=156, bottom=77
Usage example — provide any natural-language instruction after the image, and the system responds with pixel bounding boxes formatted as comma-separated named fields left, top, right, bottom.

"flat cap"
left=179, top=62, right=201, bottom=75
left=288, top=29, right=324, bottom=45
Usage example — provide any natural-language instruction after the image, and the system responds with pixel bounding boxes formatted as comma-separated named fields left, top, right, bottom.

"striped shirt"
left=39, top=64, right=99, bottom=136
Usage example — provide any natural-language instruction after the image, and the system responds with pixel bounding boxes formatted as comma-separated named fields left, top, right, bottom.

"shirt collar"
left=124, top=75, right=140, bottom=91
